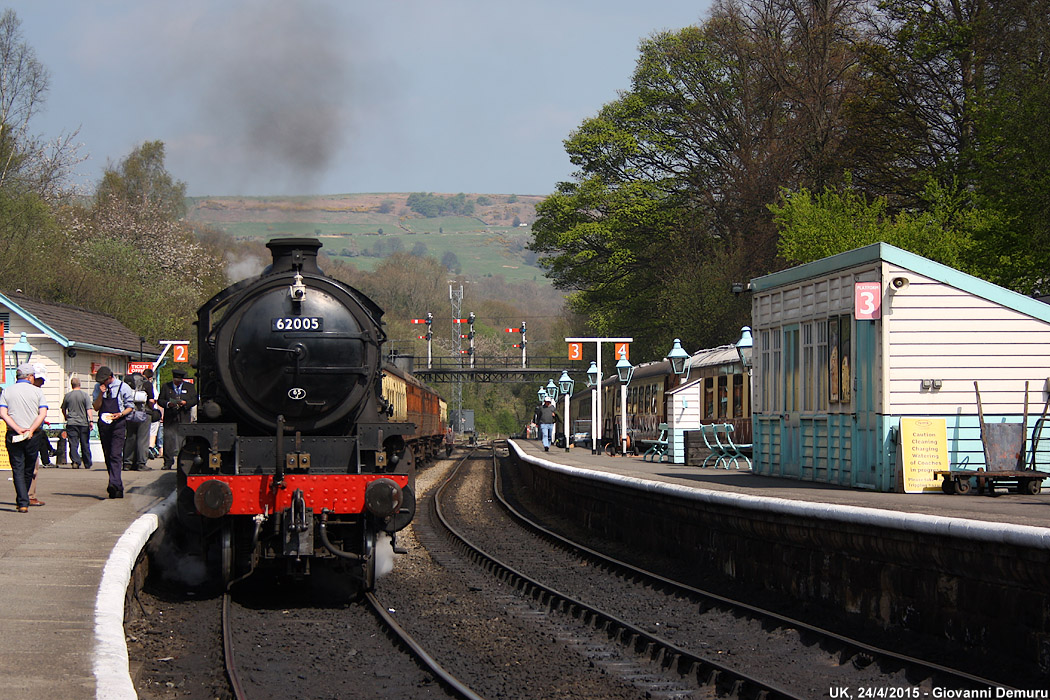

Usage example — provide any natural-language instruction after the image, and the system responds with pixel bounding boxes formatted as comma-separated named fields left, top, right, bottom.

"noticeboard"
left=900, top=417, right=949, bottom=493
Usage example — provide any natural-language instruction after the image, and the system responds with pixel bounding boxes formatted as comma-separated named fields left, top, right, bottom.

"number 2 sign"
left=173, top=344, right=189, bottom=362
left=854, top=282, right=882, bottom=320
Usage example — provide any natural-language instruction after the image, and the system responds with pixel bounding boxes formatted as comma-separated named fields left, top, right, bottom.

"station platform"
left=510, top=439, right=1050, bottom=530
left=0, top=459, right=175, bottom=700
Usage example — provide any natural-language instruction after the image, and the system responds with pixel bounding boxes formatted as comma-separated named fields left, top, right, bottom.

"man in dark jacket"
left=534, top=397, right=558, bottom=452
left=157, top=368, right=197, bottom=470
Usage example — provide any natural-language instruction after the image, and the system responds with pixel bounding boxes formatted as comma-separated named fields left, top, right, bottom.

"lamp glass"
left=558, top=370, right=574, bottom=396
left=11, top=332, right=35, bottom=366
left=615, top=349, right=634, bottom=384
left=665, top=338, right=689, bottom=376
left=585, top=361, right=598, bottom=388
left=546, top=378, right=559, bottom=402
left=735, top=326, right=754, bottom=370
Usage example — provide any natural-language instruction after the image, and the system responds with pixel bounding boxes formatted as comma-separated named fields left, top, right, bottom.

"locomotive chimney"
left=265, top=238, right=324, bottom=275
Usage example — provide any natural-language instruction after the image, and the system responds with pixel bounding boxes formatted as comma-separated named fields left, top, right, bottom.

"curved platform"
left=0, top=461, right=175, bottom=700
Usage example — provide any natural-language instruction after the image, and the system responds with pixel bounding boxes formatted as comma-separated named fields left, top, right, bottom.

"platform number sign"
left=854, top=282, right=882, bottom=320
left=173, top=344, right=189, bottom=363
left=568, top=342, right=583, bottom=361
left=615, top=342, right=629, bottom=361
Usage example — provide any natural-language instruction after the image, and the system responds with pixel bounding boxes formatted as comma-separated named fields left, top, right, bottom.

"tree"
left=441, top=250, right=460, bottom=273
left=95, top=140, right=187, bottom=220
left=770, top=177, right=996, bottom=272
left=0, top=9, right=82, bottom=202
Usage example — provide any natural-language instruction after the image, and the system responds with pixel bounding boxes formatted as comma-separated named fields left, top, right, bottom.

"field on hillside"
left=187, top=193, right=549, bottom=283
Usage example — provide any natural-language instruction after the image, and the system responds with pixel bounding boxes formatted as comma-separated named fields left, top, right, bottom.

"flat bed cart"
left=936, top=381, right=1050, bottom=495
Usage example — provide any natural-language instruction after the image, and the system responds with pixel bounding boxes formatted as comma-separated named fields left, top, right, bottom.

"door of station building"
left=781, top=324, right=803, bottom=477
left=851, top=317, right=878, bottom=488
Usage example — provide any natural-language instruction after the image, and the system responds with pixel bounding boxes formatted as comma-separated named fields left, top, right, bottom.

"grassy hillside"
left=186, top=192, right=549, bottom=284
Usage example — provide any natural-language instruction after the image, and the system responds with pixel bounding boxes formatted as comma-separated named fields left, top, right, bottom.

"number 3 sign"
left=854, top=282, right=882, bottom=320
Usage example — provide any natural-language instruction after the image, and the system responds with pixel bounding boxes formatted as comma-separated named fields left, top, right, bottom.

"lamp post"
left=11, top=333, right=35, bottom=368
left=558, top=370, right=574, bottom=452
left=585, top=361, right=598, bottom=454
left=735, top=326, right=753, bottom=375
left=615, top=348, right=634, bottom=455
left=665, top=338, right=690, bottom=384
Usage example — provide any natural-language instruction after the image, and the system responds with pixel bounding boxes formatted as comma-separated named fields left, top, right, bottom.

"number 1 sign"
left=854, top=282, right=882, bottom=320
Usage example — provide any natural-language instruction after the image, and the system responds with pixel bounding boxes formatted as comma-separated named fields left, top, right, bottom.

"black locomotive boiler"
left=177, top=238, right=417, bottom=589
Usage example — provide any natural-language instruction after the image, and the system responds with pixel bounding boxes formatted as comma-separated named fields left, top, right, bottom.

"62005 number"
left=272, top=317, right=324, bottom=331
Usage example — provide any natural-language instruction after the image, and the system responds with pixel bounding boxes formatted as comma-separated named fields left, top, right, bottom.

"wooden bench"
left=641, top=424, right=670, bottom=463
left=700, top=423, right=752, bottom=469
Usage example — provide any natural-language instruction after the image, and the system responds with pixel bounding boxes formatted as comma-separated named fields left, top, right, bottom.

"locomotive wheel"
left=954, top=477, right=972, bottom=495
left=220, top=520, right=235, bottom=586
left=360, top=529, right=377, bottom=592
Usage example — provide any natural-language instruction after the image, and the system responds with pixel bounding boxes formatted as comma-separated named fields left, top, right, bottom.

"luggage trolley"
left=936, top=381, right=1050, bottom=495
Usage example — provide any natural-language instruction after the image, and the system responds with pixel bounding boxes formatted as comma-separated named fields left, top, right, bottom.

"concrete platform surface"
left=512, top=439, right=1050, bottom=530
left=0, top=460, right=175, bottom=700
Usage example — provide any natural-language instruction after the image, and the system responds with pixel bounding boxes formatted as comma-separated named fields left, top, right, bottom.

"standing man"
left=61, top=377, right=93, bottom=469
left=92, top=366, right=134, bottom=499
left=0, top=364, right=47, bottom=513
left=27, top=363, right=52, bottom=506
left=157, top=368, right=197, bottom=470
left=534, top=396, right=558, bottom=452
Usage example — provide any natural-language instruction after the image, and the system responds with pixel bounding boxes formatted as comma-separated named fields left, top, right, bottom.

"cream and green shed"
left=749, top=243, right=1050, bottom=492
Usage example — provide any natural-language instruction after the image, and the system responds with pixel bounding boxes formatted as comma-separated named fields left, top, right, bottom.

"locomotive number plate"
left=272, top=316, right=324, bottom=331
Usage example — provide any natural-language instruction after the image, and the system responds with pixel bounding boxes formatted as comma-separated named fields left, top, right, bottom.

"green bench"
left=700, top=423, right=752, bottom=469
left=641, top=423, right=670, bottom=462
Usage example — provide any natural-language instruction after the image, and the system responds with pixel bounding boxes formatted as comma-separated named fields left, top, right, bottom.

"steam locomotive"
left=176, top=238, right=444, bottom=589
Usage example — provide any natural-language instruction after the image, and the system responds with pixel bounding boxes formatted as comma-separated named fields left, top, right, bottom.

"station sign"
left=854, top=281, right=882, bottom=320
left=615, top=342, right=630, bottom=361
left=172, top=344, right=189, bottom=363
left=127, top=361, right=153, bottom=374
left=568, top=342, right=583, bottom=361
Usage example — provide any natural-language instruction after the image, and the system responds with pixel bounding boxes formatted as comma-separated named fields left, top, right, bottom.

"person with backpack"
left=122, top=371, right=154, bottom=471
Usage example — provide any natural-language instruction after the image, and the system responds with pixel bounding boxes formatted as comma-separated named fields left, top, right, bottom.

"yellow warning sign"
left=0, top=421, right=9, bottom=471
left=901, top=417, right=948, bottom=493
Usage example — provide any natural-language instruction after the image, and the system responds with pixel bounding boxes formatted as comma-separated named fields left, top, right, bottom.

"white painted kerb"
left=94, top=496, right=172, bottom=700
left=508, top=440, right=1050, bottom=550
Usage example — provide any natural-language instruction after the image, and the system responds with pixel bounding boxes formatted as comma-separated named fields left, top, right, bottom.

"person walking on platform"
left=534, top=396, right=558, bottom=452
left=61, top=377, right=93, bottom=469
left=0, top=364, right=48, bottom=513
left=92, top=366, right=134, bottom=499
left=158, top=368, right=197, bottom=470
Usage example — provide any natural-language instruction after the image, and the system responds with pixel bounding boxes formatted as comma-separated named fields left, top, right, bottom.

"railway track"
left=220, top=567, right=484, bottom=700
left=432, top=443, right=1008, bottom=697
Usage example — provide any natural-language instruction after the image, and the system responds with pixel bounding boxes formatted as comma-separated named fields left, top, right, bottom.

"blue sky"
left=10, top=1, right=711, bottom=197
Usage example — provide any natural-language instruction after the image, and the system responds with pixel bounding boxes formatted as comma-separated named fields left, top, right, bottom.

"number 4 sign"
left=854, top=282, right=882, bottom=320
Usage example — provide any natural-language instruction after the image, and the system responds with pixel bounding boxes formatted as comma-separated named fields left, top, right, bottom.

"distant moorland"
left=186, top=192, right=549, bottom=284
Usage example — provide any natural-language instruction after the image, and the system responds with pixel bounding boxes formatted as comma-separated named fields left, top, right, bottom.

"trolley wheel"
left=941, top=478, right=956, bottom=495
left=1022, top=478, right=1042, bottom=495
left=955, top=477, right=972, bottom=495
